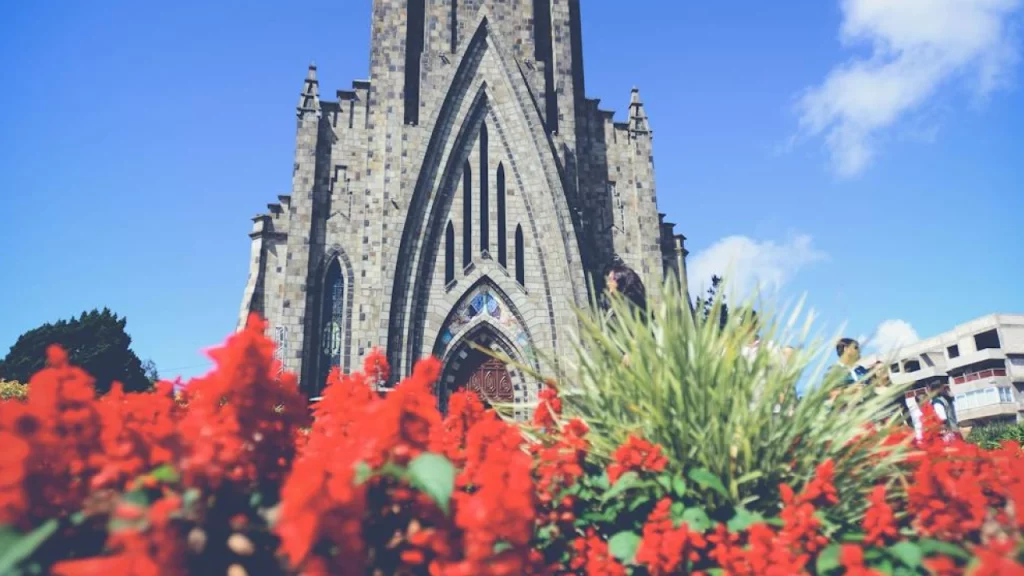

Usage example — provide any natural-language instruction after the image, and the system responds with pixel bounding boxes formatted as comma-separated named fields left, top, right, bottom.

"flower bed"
left=1, top=315, right=1023, bottom=575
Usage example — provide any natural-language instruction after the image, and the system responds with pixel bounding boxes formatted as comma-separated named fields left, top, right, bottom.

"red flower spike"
left=607, top=434, right=669, bottom=484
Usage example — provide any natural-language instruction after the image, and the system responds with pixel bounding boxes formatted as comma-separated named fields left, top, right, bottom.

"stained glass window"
left=319, top=259, right=344, bottom=392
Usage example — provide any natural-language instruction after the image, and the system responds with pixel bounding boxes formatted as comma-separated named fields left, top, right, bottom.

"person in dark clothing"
left=603, top=261, right=648, bottom=316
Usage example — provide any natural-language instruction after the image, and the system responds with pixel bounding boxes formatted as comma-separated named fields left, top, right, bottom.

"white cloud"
left=687, top=234, right=827, bottom=301
left=797, top=0, right=1023, bottom=176
left=868, top=319, right=921, bottom=354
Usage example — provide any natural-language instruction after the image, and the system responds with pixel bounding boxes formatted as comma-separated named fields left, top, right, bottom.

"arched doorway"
left=444, top=348, right=514, bottom=414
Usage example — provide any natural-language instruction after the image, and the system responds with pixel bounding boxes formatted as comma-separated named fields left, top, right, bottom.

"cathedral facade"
left=238, top=0, right=688, bottom=413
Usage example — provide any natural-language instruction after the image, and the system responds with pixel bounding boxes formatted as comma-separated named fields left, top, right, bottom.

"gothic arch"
left=434, top=279, right=538, bottom=418
left=308, top=246, right=355, bottom=395
left=432, top=276, right=537, bottom=361
left=386, top=16, right=587, bottom=379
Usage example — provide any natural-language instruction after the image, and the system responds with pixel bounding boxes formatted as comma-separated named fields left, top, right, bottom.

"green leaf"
left=919, top=538, right=970, bottom=559
left=655, top=474, right=672, bottom=493
left=249, top=491, right=263, bottom=509
left=672, top=475, right=687, bottom=498
left=407, top=453, right=456, bottom=515
left=0, top=520, right=58, bottom=575
left=687, top=468, right=728, bottom=498
left=815, top=543, right=841, bottom=575
left=354, top=462, right=373, bottom=485
left=726, top=507, right=764, bottom=533
left=888, top=541, right=923, bottom=568
left=121, top=490, right=150, bottom=508
left=603, top=471, right=640, bottom=503
left=680, top=507, right=712, bottom=533
left=628, top=495, right=651, bottom=512
left=149, top=464, right=180, bottom=483
left=608, top=531, right=642, bottom=564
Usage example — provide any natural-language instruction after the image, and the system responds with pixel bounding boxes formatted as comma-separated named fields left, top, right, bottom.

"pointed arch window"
left=479, top=124, right=489, bottom=254
left=445, top=220, right=455, bottom=285
left=319, top=257, right=345, bottom=394
left=462, top=161, right=472, bottom=267
left=515, top=224, right=525, bottom=286
left=497, top=163, right=507, bottom=267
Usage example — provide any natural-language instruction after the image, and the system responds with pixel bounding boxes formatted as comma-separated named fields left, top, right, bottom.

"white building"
left=860, top=314, right=1024, bottom=427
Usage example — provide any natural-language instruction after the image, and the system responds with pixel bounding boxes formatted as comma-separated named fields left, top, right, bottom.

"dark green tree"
left=694, top=275, right=729, bottom=329
left=0, top=308, right=154, bottom=394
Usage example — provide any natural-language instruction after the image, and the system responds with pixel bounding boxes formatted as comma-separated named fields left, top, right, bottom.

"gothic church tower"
left=238, top=0, right=688, bottom=415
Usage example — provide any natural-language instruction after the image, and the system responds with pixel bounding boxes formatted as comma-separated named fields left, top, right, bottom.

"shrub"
left=967, top=421, right=1024, bottom=449
left=545, top=278, right=910, bottom=526
left=0, top=379, right=27, bottom=401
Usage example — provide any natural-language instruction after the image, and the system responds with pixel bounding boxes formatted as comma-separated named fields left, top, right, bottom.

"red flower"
left=533, top=381, right=562, bottom=430
left=434, top=390, right=491, bottom=469
left=570, top=529, right=627, bottom=576
left=533, top=418, right=589, bottom=499
left=607, top=434, right=669, bottom=484
left=362, top=348, right=389, bottom=386
left=840, top=544, right=883, bottom=576
left=177, top=315, right=310, bottom=490
left=636, top=498, right=706, bottom=575
left=863, top=485, right=898, bottom=546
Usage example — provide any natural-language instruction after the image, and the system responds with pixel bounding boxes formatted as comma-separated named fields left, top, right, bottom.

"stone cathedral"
left=238, top=0, right=689, bottom=414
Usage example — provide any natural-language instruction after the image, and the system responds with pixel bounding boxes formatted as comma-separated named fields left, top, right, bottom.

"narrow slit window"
left=463, top=161, right=472, bottom=267
left=479, top=124, right=489, bottom=254
left=404, top=0, right=426, bottom=125
left=533, top=0, right=558, bottom=133
left=497, top=163, right=507, bottom=267
left=450, top=0, right=458, bottom=53
left=515, top=224, right=525, bottom=286
left=445, top=221, right=455, bottom=284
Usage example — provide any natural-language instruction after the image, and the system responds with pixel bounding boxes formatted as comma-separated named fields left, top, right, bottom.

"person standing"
left=825, top=338, right=869, bottom=402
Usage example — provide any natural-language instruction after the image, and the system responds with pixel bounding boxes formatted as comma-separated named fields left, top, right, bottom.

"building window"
left=890, top=363, right=900, bottom=373
left=319, top=258, right=345, bottom=395
left=532, top=0, right=557, bottom=133
left=445, top=220, right=455, bottom=285
left=462, top=161, right=472, bottom=267
left=1009, top=355, right=1024, bottom=367
left=975, top=329, right=1001, bottom=351
left=404, top=0, right=425, bottom=125
left=947, top=344, right=960, bottom=359
left=479, top=124, right=489, bottom=254
left=450, top=0, right=458, bottom=53
left=999, top=386, right=1014, bottom=403
left=497, top=163, right=507, bottom=267
left=904, top=360, right=921, bottom=373
left=515, top=224, right=525, bottom=286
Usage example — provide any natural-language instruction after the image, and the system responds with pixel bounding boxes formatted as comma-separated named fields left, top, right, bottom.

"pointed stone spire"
left=297, top=62, right=321, bottom=117
left=629, top=87, right=650, bottom=134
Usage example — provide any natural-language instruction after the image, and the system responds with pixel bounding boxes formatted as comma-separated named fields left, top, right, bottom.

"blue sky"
left=1, top=1, right=1022, bottom=381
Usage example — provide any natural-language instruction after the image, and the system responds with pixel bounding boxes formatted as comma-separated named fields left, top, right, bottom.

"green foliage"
left=0, top=520, right=59, bottom=576
left=407, top=453, right=456, bottom=515
left=0, top=308, right=153, bottom=393
left=552, top=276, right=911, bottom=524
left=966, top=421, right=1024, bottom=449
left=0, top=379, right=27, bottom=401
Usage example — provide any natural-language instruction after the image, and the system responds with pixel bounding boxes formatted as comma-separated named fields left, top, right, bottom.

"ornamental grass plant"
left=542, top=278, right=913, bottom=525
